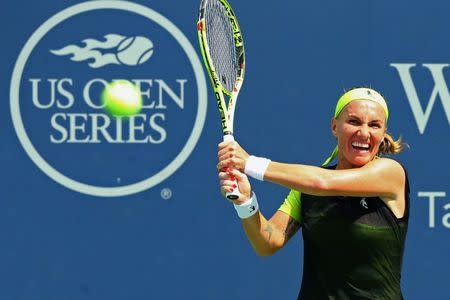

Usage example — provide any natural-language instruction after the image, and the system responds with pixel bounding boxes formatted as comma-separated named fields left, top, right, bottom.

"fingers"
left=217, top=139, right=252, bottom=202
left=218, top=140, right=234, bottom=149
left=218, top=170, right=236, bottom=182
left=227, top=168, right=246, bottom=181
left=217, top=141, right=246, bottom=172
left=218, top=168, right=252, bottom=202
left=218, top=170, right=237, bottom=187
left=217, top=158, right=240, bottom=172
left=218, top=171, right=238, bottom=195
left=218, top=141, right=236, bottom=159
left=217, top=142, right=235, bottom=170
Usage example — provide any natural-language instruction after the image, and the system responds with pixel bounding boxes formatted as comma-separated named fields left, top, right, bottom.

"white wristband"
left=244, top=155, right=271, bottom=181
left=233, top=192, right=259, bottom=219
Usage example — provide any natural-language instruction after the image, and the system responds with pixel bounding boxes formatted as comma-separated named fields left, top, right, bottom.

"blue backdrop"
left=2, top=0, right=449, bottom=299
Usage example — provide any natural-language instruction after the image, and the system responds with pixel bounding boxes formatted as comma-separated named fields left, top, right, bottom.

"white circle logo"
left=10, top=1, right=207, bottom=197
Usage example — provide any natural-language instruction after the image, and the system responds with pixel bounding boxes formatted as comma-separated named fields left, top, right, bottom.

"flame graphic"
left=50, top=34, right=154, bottom=68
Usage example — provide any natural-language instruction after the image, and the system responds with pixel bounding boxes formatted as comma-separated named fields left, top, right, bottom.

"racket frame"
left=197, top=0, right=246, bottom=200
left=197, top=0, right=245, bottom=136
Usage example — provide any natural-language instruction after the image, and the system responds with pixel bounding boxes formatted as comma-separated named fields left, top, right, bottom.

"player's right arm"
left=219, top=168, right=301, bottom=256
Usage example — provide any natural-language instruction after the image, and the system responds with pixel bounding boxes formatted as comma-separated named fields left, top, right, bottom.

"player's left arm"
left=218, top=142, right=406, bottom=215
left=264, top=158, right=407, bottom=217
left=218, top=141, right=403, bottom=198
left=265, top=158, right=404, bottom=198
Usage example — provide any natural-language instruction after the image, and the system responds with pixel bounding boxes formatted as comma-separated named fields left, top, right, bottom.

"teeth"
left=352, top=142, right=370, bottom=149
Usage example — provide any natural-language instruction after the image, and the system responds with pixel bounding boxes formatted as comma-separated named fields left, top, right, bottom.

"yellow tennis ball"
left=102, top=80, right=143, bottom=117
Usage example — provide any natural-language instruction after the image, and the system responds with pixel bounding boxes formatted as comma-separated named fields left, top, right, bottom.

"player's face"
left=332, top=100, right=387, bottom=169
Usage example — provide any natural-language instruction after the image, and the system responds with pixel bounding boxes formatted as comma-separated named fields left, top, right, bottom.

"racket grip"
left=223, top=134, right=241, bottom=201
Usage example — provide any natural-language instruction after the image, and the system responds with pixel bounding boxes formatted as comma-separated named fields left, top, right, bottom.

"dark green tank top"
left=298, top=169, right=409, bottom=300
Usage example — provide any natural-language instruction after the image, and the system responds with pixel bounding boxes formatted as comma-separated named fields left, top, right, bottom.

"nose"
left=358, top=125, right=370, bottom=138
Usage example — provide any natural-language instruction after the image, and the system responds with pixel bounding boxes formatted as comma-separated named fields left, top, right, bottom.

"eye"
left=348, top=118, right=359, bottom=125
left=370, top=122, right=382, bottom=129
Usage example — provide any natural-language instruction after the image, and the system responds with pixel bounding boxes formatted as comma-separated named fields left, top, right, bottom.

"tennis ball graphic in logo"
left=101, top=80, right=143, bottom=117
left=116, top=36, right=154, bottom=66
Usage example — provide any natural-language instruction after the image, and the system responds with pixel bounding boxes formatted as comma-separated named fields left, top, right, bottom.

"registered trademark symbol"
left=161, top=188, right=172, bottom=200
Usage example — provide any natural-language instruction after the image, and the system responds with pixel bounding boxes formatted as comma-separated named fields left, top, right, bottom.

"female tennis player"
left=217, top=87, right=409, bottom=299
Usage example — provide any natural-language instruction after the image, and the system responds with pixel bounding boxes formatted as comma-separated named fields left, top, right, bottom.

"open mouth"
left=351, top=141, right=370, bottom=151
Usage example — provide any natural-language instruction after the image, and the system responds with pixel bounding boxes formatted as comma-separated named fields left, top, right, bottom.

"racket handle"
left=223, top=134, right=240, bottom=201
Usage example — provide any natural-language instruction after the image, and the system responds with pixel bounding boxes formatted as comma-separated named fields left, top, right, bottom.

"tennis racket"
left=197, top=0, right=245, bottom=200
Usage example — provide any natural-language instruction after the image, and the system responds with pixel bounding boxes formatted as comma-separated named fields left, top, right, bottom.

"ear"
left=331, top=118, right=337, bottom=137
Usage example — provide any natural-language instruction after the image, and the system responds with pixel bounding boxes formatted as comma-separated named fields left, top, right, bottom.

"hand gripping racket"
left=197, top=0, right=245, bottom=200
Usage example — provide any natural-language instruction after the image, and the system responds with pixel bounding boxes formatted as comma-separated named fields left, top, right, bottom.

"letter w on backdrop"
left=391, top=63, right=450, bottom=134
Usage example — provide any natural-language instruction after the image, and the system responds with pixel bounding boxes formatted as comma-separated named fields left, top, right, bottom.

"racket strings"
left=205, top=0, right=239, bottom=93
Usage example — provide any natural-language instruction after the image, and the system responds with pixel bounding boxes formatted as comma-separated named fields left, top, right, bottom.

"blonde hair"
left=378, top=133, right=406, bottom=155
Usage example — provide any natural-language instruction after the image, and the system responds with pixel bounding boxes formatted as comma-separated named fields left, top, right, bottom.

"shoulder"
left=375, top=157, right=409, bottom=193
left=366, top=157, right=406, bottom=176
left=358, top=158, right=407, bottom=198
left=370, top=158, right=407, bottom=197
left=371, top=159, right=409, bottom=217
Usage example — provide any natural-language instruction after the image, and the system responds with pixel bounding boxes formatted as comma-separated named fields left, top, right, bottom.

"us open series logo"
left=10, top=1, right=207, bottom=197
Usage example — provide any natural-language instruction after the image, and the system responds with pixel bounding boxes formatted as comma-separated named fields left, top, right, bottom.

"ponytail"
left=378, top=133, right=406, bottom=155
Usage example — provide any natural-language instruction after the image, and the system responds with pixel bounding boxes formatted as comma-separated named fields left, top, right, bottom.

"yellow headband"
left=322, top=88, right=389, bottom=166
left=334, top=88, right=389, bottom=120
